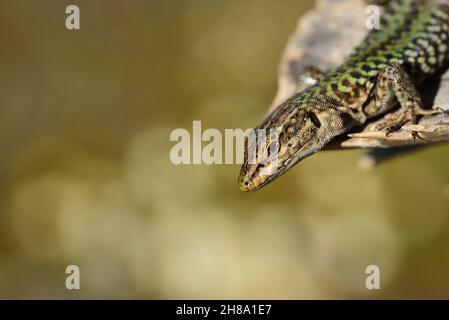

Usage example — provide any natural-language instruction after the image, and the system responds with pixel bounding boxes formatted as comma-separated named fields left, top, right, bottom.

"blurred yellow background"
left=1, top=0, right=449, bottom=299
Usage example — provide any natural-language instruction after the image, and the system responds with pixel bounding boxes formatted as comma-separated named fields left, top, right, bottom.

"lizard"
left=239, top=0, right=449, bottom=192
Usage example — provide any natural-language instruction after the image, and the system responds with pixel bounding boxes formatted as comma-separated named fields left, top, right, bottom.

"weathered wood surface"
left=272, top=0, right=449, bottom=161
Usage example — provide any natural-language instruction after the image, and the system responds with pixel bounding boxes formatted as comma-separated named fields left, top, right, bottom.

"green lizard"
left=239, top=0, right=449, bottom=192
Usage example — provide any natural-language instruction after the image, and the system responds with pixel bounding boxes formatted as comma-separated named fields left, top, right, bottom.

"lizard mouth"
left=239, top=135, right=318, bottom=192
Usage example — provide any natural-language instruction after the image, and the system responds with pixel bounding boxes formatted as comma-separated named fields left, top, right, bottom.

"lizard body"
left=239, top=0, right=449, bottom=192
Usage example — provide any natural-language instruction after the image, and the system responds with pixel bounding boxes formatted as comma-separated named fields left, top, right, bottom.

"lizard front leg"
left=365, top=63, right=443, bottom=137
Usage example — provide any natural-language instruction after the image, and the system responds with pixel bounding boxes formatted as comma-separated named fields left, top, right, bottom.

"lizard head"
left=238, top=98, right=351, bottom=192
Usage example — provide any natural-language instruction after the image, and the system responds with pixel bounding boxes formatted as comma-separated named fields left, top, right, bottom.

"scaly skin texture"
left=239, top=0, right=449, bottom=192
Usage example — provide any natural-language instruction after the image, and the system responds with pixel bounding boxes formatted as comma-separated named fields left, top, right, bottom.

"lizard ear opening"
left=308, top=111, right=321, bottom=128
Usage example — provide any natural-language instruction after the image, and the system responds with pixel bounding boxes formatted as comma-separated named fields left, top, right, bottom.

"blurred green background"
left=1, top=0, right=449, bottom=299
